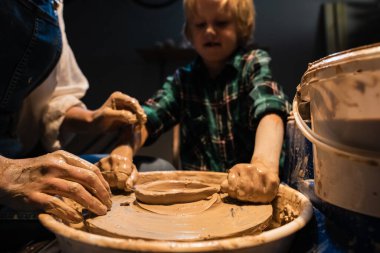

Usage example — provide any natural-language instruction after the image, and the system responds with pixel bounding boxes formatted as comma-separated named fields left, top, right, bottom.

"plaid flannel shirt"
left=143, top=48, right=291, bottom=172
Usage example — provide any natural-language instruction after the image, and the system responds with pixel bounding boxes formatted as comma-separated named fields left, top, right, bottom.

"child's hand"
left=96, top=154, right=138, bottom=192
left=221, top=162, right=280, bottom=203
left=91, top=91, right=147, bottom=132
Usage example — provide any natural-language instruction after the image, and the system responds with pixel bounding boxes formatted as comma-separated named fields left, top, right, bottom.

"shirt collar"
left=191, top=47, right=246, bottom=74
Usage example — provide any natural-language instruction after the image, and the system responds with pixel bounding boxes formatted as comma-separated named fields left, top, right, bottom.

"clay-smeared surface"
left=39, top=170, right=314, bottom=253
left=86, top=193, right=272, bottom=241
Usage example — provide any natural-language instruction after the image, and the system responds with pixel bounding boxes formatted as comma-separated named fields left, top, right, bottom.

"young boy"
left=102, top=0, right=290, bottom=203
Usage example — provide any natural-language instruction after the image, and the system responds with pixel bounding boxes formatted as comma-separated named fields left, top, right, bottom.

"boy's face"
left=188, top=0, right=238, bottom=68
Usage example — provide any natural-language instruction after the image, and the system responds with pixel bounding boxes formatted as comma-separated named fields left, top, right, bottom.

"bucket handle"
left=293, top=95, right=380, bottom=161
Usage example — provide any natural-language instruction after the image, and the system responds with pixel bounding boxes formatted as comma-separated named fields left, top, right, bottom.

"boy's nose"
left=205, top=25, right=216, bottom=36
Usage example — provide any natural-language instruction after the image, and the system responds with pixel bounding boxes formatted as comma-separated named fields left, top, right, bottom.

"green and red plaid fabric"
left=143, top=48, right=291, bottom=172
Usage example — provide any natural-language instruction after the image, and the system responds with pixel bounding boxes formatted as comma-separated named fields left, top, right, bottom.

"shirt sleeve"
left=143, top=73, right=181, bottom=145
left=41, top=3, right=89, bottom=151
left=246, top=49, right=291, bottom=127
left=17, top=2, right=88, bottom=153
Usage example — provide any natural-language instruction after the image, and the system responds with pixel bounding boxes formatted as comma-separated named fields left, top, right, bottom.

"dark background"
left=63, top=0, right=380, bottom=161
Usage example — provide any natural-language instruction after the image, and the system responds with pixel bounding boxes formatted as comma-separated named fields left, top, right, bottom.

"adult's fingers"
left=55, top=151, right=112, bottom=197
left=41, top=177, right=109, bottom=215
left=60, top=164, right=112, bottom=209
left=46, top=154, right=112, bottom=209
left=28, top=192, right=83, bottom=223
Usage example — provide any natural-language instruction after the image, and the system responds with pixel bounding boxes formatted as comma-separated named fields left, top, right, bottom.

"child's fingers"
left=220, top=179, right=229, bottom=193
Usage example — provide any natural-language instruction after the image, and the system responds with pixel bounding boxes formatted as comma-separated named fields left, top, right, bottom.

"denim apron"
left=0, top=0, right=62, bottom=157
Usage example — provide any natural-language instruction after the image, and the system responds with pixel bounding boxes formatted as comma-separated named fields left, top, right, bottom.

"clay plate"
left=134, top=179, right=220, bottom=204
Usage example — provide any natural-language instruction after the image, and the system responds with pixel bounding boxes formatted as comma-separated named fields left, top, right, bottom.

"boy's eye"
left=215, top=20, right=229, bottom=28
left=194, top=22, right=206, bottom=29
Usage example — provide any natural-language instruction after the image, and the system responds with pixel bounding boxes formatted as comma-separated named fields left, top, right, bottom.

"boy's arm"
left=111, top=125, right=149, bottom=160
left=251, top=113, right=284, bottom=175
left=96, top=73, right=180, bottom=192
left=222, top=113, right=284, bottom=203
left=95, top=125, right=149, bottom=192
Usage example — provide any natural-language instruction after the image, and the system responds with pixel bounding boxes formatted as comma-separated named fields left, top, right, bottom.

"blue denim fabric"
left=0, top=0, right=62, bottom=156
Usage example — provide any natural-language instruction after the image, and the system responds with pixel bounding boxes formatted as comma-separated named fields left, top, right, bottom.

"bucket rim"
left=298, top=42, right=380, bottom=88
left=293, top=96, right=380, bottom=162
left=305, top=42, right=380, bottom=74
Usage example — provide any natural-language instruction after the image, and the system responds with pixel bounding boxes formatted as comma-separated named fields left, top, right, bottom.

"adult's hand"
left=221, top=162, right=280, bottom=203
left=96, top=154, right=138, bottom=192
left=91, top=91, right=147, bottom=131
left=0, top=150, right=112, bottom=223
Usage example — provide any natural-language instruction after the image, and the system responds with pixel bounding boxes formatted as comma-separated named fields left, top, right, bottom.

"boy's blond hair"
left=183, top=0, right=256, bottom=46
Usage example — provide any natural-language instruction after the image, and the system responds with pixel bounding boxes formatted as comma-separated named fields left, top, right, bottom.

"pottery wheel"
left=86, top=180, right=273, bottom=241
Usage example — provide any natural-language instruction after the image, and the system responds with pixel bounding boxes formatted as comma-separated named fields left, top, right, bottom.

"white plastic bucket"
left=293, top=43, right=380, bottom=218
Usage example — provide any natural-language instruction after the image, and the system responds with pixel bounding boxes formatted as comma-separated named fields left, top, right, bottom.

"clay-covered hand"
left=0, top=150, right=112, bottom=223
left=221, top=162, right=280, bottom=203
left=91, top=91, right=147, bottom=132
left=96, top=154, right=138, bottom=192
